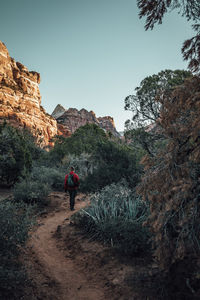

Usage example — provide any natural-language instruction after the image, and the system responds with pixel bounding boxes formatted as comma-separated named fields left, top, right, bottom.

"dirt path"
left=26, top=192, right=107, bottom=300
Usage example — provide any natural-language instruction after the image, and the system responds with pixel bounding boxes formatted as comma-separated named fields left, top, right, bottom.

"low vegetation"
left=72, top=182, right=150, bottom=256
left=0, top=122, right=41, bottom=186
left=0, top=199, right=34, bottom=299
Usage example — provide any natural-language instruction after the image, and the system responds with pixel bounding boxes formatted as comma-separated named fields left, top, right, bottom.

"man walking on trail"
left=64, top=166, right=80, bottom=211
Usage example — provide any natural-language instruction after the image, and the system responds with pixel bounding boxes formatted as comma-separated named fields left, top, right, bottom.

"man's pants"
left=68, top=190, right=77, bottom=210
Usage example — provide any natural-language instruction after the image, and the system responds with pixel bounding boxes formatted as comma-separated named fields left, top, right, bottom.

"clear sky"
left=0, top=0, right=195, bottom=131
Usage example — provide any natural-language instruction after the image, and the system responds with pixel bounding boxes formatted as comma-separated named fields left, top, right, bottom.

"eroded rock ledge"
left=0, top=41, right=120, bottom=147
left=0, top=41, right=58, bottom=147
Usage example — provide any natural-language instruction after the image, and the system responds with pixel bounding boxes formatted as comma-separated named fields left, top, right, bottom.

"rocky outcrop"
left=52, top=104, right=66, bottom=119
left=52, top=105, right=120, bottom=137
left=0, top=41, right=119, bottom=147
left=0, top=41, right=58, bottom=147
left=98, top=116, right=118, bottom=136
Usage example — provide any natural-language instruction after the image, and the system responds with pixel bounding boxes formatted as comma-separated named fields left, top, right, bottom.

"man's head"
left=70, top=166, right=74, bottom=172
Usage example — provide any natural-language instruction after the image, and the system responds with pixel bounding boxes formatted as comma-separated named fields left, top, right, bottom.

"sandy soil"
left=23, top=192, right=151, bottom=300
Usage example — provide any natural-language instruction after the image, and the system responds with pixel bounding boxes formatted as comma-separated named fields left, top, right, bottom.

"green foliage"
left=81, top=141, right=142, bottom=192
left=31, top=165, right=66, bottom=191
left=50, top=123, right=107, bottom=161
left=0, top=200, right=33, bottom=298
left=13, top=179, right=50, bottom=206
left=125, top=127, right=167, bottom=157
left=72, top=183, right=150, bottom=256
left=13, top=164, right=72, bottom=206
left=46, top=123, right=143, bottom=194
left=0, top=123, right=41, bottom=186
left=125, top=69, right=192, bottom=128
left=62, top=153, right=94, bottom=178
left=124, top=70, right=191, bottom=158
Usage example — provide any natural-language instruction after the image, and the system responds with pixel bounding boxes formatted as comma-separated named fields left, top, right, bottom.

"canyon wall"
left=0, top=41, right=58, bottom=147
left=0, top=41, right=120, bottom=148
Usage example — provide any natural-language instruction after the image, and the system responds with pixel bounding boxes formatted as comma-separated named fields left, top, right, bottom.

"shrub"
left=13, top=165, right=69, bottom=205
left=0, top=200, right=33, bottom=299
left=138, top=76, right=200, bottom=298
left=13, top=179, right=50, bottom=206
left=0, top=124, right=33, bottom=186
left=50, top=123, right=108, bottom=160
left=72, top=183, right=151, bottom=256
left=62, top=152, right=95, bottom=179
left=31, top=166, right=66, bottom=191
left=80, top=141, right=142, bottom=192
left=31, top=154, right=95, bottom=193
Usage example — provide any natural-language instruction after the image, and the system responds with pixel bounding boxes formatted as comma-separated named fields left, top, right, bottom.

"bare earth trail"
left=27, top=192, right=107, bottom=300
left=0, top=189, right=159, bottom=299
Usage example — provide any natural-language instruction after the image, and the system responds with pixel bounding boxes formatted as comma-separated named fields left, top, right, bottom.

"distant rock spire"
left=51, top=104, right=66, bottom=119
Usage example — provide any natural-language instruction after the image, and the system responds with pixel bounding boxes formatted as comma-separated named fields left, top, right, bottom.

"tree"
left=81, top=141, right=142, bottom=192
left=50, top=123, right=108, bottom=162
left=125, top=69, right=192, bottom=128
left=138, top=76, right=200, bottom=298
left=0, top=124, right=32, bottom=185
left=137, top=0, right=200, bottom=73
left=124, top=70, right=191, bottom=156
left=125, top=127, right=166, bottom=157
left=0, top=123, right=41, bottom=186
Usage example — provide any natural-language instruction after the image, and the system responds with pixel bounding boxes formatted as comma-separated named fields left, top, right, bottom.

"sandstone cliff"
left=0, top=41, right=58, bottom=147
left=0, top=41, right=119, bottom=147
left=52, top=105, right=120, bottom=137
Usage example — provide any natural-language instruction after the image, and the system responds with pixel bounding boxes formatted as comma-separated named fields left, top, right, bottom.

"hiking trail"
left=24, top=192, right=135, bottom=300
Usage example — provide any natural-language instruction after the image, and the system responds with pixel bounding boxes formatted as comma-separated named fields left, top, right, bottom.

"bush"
left=0, top=200, right=33, bottom=299
left=138, top=76, right=200, bottom=298
left=95, top=218, right=151, bottom=255
left=13, top=165, right=69, bottom=205
left=72, top=183, right=151, bottom=256
left=13, top=179, right=50, bottom=206
left=0, top=124, right=33, bottom=186
left=62, top=152, right=95, bottom=179
left=50, top=123, right=108, bottom=161
left=80, top=141, right=142, bottom=192
left=31, top=166, right=66, bottom=191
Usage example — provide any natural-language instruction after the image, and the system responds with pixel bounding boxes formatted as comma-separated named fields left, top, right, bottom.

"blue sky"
left=0, top=0, right=195, bottom=131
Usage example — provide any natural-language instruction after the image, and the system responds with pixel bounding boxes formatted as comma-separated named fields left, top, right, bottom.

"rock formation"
left=0, top=41, right=59, bottom=147
left=0, top=41, right=119, bottom=147
left=52, top=105, right=120, bottom=137
left=51, top=104, right=66, bottom=119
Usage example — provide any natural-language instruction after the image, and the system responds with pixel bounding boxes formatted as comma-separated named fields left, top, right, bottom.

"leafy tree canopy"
left=125, top=127, right=166, bottom=157
left=81, top=140, right=143, bottom=192
left=124, top=70, right=191, bottom=156
left=125, top=69, right=192, bottom=128
left=50, top=123, right=108, bottom=162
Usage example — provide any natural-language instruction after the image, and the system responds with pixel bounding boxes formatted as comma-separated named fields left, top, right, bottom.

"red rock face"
left=52, top=105, right=120, bottom=137
left=0, top=41, right=119, bottom=147
left=0, top=41, right=58, bottom=147
left=57, top=123, right=71, bottom=137
left=98, top=116, right=118, bottom=136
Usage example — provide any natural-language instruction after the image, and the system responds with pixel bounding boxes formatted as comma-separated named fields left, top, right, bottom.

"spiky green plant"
left=72, top=182, right=151, bottom=256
